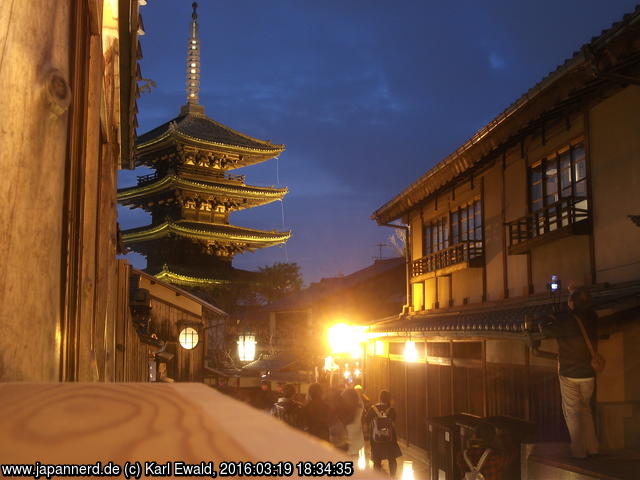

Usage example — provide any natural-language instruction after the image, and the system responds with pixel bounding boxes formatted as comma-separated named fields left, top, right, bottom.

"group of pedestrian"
left=264, top=381, right=402, bottom=476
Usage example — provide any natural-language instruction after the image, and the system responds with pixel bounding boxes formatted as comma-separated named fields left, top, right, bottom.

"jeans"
left=558, top=375, right=599, bottom=458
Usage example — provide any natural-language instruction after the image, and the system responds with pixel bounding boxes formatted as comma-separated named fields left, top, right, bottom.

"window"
left=450, top=199, right=482, bottom=246
left=529, top=142, right=587, bottom=212
left=528, top=142, right=587, bottom=234
left=179, top=327, right=199, bottom=350
left=421, top=199, right=483, bottom=255
left=423, top=216, right=449, bottom=255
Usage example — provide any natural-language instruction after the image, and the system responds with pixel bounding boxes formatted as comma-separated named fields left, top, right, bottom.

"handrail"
left=136, top=169, right=246, bottom=186
left=507, top=196, right=589, bottom=247
left=411, top=240, right=484, bottom=277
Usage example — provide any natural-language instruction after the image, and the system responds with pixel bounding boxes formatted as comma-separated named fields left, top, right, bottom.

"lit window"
left=190, top=69, right=196, bottom=74
left=179, top=327, right=198, bottom=350
left=191, top=62, right=196, bottom=67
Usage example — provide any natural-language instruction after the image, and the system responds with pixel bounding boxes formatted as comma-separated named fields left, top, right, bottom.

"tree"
left=255, top=262, right=303, bottom=304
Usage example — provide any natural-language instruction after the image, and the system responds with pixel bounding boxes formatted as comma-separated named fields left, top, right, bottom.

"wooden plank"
left=0, top=383, right=382, bottom=479
left=0, top=0, right=71, bottom=381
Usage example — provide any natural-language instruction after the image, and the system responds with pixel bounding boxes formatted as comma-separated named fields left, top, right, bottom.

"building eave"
left=117, top=175, right=288, bottom=204
left=122, top=220, right=291, bottom=246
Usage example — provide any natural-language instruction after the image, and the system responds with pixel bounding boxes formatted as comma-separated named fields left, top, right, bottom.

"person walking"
left=540, top=286, right=600, bottom=458
left=364, top=390, right=402, bottom=476
left=327, top=388, right=349, bottom=452
left=270, top=383, right=303, bottom=428
left=300, top=383, right=331, bottom=441
left=341, top=387, right=365, bottom=458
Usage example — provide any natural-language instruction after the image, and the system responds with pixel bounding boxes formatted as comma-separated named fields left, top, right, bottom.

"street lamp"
left=237, top=334, right=256, bottom=362
left=404, top=340, right=418, bottom=362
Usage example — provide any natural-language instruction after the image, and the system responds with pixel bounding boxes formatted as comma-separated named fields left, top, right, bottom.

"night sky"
left=118, top=0, right=638, bottom=285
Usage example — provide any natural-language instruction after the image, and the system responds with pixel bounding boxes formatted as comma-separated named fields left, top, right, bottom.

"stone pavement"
left=357, top=443, right=430, bottom=480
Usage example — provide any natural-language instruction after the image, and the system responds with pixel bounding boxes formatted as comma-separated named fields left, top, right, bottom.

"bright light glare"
left=375, top=340, right=384, bottom=356
left=401, top=461, right=414, bottom=480
left=328, top=323, right=366, bottom=358
left=357, top=447, right=366, bottom=470
left=237, top=335, right=256, bottom=362
left=323, top=356, right=339, bottom=372
left=404, top=341, right=418, bottom=362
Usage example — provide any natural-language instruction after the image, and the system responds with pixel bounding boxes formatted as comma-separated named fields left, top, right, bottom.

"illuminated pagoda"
left=119, top=2, right=290, bottom=298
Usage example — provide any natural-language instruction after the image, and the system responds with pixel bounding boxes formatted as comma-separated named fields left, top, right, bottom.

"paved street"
left=357, top=444, right=430, bottom=480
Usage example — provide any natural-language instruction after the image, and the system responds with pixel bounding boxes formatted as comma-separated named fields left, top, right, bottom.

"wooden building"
left=131, top=269, right=228, bottom=383
left=118, top=3, right=290, bottom=308
left=0, top=0, right=148, bottom=381
left=366, top=4, right=640, bottom=469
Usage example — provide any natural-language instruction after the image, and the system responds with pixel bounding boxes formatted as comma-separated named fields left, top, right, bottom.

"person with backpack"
left=458, top=422, right=512, bottom=480
left=364, top=390, right=402, bottom=476
left=270, top=383, right=303, bottom=428
left=539, top=286, right=600, bottom=458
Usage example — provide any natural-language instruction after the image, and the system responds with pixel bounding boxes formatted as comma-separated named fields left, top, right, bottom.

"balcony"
left=136, top=169, right=246, bottom=186
left=411, top=240, right=484, bottom=277
left=507, top=196, right=590, bottom=254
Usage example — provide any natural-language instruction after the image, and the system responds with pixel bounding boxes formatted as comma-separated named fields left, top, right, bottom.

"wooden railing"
left=136, top=169, right=245, bottom=185
left=507, top=196, right=589, bottom=250
left=411, top=240, right=484, bottom=277
left=136, top=172, right=160, bottom=185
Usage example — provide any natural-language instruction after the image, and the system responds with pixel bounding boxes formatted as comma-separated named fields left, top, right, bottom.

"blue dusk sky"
left=118, top=0, right=638, bottom=284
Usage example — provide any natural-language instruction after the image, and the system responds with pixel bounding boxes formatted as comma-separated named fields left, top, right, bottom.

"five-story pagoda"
left=119, top=3, right=290, bottom=299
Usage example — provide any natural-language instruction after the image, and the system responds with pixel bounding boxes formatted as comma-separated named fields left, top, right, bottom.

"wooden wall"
left=0, top=0, right=147, bottom=382
left=365, top=338, right=568, bottom=450
left=150, top=296, right=205, bottom=382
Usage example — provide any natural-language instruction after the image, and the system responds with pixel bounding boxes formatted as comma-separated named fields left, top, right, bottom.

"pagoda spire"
left=186, top=2, right=200, bottom=104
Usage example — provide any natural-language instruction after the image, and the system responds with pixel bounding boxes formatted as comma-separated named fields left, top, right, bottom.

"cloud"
left=488, top=52, right=507, bottom=70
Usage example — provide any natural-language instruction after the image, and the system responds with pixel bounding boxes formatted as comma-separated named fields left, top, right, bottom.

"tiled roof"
left=136, top=105, right=284, bottom=153
left=371, top=283, right=640, bottom=337
left=117, top=174, right=288, bottom=206
left=122, top=219, right=291, bottom=244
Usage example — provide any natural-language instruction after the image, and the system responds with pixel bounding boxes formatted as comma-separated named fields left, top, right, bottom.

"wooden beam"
left=0, top=383, right=382, bottom=478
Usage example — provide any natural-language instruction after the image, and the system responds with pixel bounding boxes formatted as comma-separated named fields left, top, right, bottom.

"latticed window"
left=529, top=142, right=587, bottom=212
left=423, top=216, right=449, bottom=254
left=179, top=327, right=199, bottom=350
left=421, top=199, right=483, bottom=254
left=528, top=142, right=587, bottom=235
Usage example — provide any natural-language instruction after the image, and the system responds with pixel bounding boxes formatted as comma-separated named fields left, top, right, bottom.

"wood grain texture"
left=0, top=0, right=71, bottom=381
left=0, top=383, right=383, bottom=479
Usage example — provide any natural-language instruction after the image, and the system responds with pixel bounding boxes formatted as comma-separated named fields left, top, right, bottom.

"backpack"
left=370, top=405, right=393, bottom=443
left=462, top=448, right=491, bottom=480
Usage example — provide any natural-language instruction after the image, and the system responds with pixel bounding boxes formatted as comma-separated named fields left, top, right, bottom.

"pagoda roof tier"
left=117, top=174, right=287, bottom=210
left=153, top=264, right=230, bottom=288
left=122, top=220, right=291, bottom=248
left=136, top=104, right=284, bottom=161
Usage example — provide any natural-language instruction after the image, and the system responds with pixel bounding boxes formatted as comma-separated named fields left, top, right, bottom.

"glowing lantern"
left=179, top=327, right=199, bottom=350
left=237, top=335, right=256, bottom=362
left=404, top=340, right=418, bottom=362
